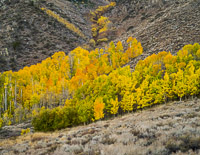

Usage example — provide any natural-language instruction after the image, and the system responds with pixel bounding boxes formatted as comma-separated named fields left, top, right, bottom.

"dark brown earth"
left=109, top=0, right=200, bottom=53
left=1, top=0, right=200, bottom=72
left=106, top=0, right=200, bottom=69
left=0, top=0, right=106, bottom=71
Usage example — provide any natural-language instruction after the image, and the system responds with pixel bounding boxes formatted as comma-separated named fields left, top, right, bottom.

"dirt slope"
left=109, top=0, right=200, bottom=53
left=0, top=100, right=200, bottom=155
left=104, top=0, right=200, bottom=69
left=1, top=0, right=199, bottom=72
left=0, top=0, right=107, bottom=71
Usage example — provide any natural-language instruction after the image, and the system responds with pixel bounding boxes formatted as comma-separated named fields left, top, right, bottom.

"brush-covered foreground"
left=0, top=100, right=200, bottom=155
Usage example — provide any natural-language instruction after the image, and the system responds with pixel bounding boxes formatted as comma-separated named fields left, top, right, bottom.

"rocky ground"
left=0, top=121, right=33, bottom=140
left=109, top=0, right=200, bottom=53
left=1, top=0, right=200, bottom=72
left=0, top=99, right=200, bottom=155
left=0, top=0, right=107, bottom=71
left=105, top=0, right=200, bottom=70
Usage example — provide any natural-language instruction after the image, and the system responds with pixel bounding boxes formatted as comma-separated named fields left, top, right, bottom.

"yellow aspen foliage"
left=97, top=16, right=110, bottom=33
left=21, top=128, right=30, bottom=135
left=136, top=76, right=150, bottom=109
left=94, top=97, right=105, bottom=120
left=162, top=72, right=171, bottom=99
left=121, top=52, right=129, bottom=65
left=121, top=92, right=135, bottom=112
left=176, top=62, right=186, bottom=70
left=174, top=69, right=187, bottom=101
left=163, top=53, right=177, bottom=65
left=0, top=118, right=3, bottom=128
left=196, top=49, right=200, bottom=58
left=91, top=26, right=98, bottom=37
left=97, top=38, right=108, bottom=43
left=147, top=80, right=164, bottom=105
left=85, top=64, right=98, bottom=80
left=185, top=64, right=199, bottom=96
left=125, top=37, right=143, bottom=59
left=90, top=2, right=115, bottom=42
left=90, top=2, right=116, bottom=20
left=89, top=39, right=96, bottom=47
left=2, top=32, right=200, bottom=132
left=150, top=64, right=161, bottom=76
left=177, top=50, right=188, bottom=58
left=32, top=109, right=38, bottom=117
left=116, top=41, right=123, bottom=53
left=182, top=43, right=200, bottom=56
left=41, top=8, right=85, bottom=38
left=110, top=98, right=119, bottom=115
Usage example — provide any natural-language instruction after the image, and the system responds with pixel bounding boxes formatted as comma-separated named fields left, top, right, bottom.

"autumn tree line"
left=0, top=37, right=142, bottom=129
left=32, top=42, right=200, bottom=131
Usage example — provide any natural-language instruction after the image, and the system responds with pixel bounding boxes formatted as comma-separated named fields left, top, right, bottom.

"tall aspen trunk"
left=14, top=81, right=17, bottom=107
left=10, top=101, right=11, bottom=114
left=2, top=93, right=4, bottom=112
left=5, top=86, right=7, bottom=111
left=21, top=88, right=23, bottom=104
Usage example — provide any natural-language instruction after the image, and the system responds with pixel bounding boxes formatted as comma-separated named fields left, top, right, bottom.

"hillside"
left=0, top=0, right=107, bottom=71
left=0, top=0, right=200, bottom=154
left=0, top=100, right=200, bottom=154
left=106, top=0, right=200, bottom=68
left=109, top=0, right=200, bottom=53
left=1, top=0, right=200, bottom=71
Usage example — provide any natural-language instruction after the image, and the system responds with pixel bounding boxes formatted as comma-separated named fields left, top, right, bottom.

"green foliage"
left=0, top=118, right=3, bottom=129
left=97, top=38, right=108, bottom=43
left=32, top=106, right=80, bottom=132
left=89, top=39, right=96, bottom=47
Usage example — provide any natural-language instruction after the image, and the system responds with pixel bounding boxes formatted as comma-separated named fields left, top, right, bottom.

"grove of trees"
left=0, top=37, right=143, bottom=129
left=32, top=42, right=200, bottom=131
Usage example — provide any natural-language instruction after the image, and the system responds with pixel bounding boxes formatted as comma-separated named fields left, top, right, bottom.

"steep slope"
left=1, top=0, right=199, bottom=72
left=105, top=0, right=200, bottom=67
left=0, top=0, right=107, bottom=72
left=0, top=100, right=200, bottom=154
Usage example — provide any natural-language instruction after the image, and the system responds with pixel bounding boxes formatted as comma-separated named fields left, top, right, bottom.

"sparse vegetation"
left=0, top=100, right=199, bottom=154
left=40, top=7, right=85, bottom=38
left=90, top=2, right=116, bottom=45
left=166, top=133, right=200, bottom=153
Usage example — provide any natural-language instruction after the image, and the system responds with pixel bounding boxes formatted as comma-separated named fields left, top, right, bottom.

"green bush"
left=32, top=106, right=80, bottom=132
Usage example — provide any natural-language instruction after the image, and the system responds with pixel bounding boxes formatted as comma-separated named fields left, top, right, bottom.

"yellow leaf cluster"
left=94, top=97, right=105, bottom=120
left=41, top=7, right=85, bottom=38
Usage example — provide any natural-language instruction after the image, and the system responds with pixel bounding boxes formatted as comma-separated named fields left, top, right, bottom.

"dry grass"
left=0, top=100, right=200, bottom=155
